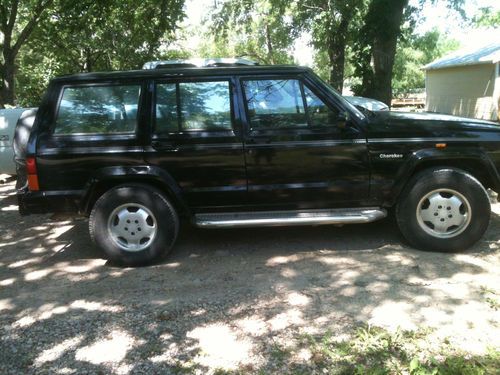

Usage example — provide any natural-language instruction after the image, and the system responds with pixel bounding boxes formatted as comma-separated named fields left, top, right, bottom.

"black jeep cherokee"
left=17, top=62, right=500, bottom=265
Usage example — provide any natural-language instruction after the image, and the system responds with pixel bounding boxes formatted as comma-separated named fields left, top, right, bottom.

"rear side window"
left=155, top=81, right=232, bottom=134
left=55, top=84, right=141, bottom=135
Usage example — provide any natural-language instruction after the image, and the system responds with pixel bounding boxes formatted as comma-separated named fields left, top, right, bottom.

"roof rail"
left=142, top=58, right=259, bottom=70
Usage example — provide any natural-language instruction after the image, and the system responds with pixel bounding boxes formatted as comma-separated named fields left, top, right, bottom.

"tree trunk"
left=265, top=23, right=275, bottom=64
left=0, top=50, right=16, bottom=107
left=328, top=45, right=345, bottom=92
left=358, top=0, right=408, bottom=106
left=326, top=4, right=355, bottom=93
left=327, top=15, right=350, bottom=92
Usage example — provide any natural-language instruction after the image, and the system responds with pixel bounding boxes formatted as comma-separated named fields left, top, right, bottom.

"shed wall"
left=425, top=64, right=498, bottom=121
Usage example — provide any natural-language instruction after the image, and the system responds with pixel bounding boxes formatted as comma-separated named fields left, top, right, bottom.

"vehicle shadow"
left=1, top=181, right=499, bottom=373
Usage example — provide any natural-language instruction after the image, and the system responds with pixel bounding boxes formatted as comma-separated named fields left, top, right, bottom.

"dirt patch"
left=0, top=181, right=499, bottom=373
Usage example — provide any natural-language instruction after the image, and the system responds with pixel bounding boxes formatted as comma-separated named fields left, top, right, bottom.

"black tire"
left=396, top=168, right=490, bottom=252
left=89, top=184, right=179, bottom=266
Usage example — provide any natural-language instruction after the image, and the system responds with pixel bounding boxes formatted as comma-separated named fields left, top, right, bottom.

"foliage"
left=0, top=0, right=55, bottom=107
left=351, top=0, right=466, bottom=104
left=392, top=29, right=460, bottom=97
left=7, top=0, right=186, bottom=107
left=472, top=7, right=500, bottom=28
left=207, top=0, right=296, bottom=65
left=293, top=326, right=498, bottom=374
left=290, top=0, right=367, bottom=90
left=0, top=0, right=479, bottom=107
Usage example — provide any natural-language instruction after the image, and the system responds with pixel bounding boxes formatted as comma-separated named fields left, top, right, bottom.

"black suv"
left=17, top=60, right=500, bottom=265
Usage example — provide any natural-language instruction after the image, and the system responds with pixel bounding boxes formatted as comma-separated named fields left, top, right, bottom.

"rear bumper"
left=17, top=187, right=83, bottom=215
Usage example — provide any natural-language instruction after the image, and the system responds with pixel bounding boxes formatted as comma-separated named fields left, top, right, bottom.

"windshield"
left=310, top=74, right=366, bottom=122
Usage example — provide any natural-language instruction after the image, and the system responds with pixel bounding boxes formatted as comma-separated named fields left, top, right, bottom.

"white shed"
left=424, top=42, right=500, bottom=121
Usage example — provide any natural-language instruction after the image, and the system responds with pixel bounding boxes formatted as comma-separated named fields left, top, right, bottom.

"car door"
left=144, top=77, right=247, bottom=209
left=239, top=75, right=370, bottom=209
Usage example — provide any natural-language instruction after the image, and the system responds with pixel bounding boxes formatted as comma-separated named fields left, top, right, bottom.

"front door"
left=145, top=78, right=247, bottom=209
left=240, top=76, right=370, bottom=209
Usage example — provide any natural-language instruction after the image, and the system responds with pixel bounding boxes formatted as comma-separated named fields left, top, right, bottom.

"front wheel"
left=396, top=168, right=490, bottom=252
left=89, top=184, right=179, bottom=266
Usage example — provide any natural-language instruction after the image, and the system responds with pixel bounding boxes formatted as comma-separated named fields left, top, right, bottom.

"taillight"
left=26, top=157, right=40, bottom=191
left=26, top=157, right=37, bottom=174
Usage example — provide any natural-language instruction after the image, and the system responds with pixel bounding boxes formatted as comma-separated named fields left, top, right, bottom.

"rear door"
left=144, top=77, right=247, bottom=208
left=240, top=76, right=370, bottom=208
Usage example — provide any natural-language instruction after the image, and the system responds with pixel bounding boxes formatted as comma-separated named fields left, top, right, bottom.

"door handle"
left=151, top=140, right=179, bottom=152
left=246, top=137, right=272, bottom=145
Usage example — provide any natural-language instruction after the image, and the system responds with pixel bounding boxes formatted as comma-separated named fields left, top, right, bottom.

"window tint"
left=55, top=85, right=141, bottom=134
left=303, top=85, right=340, bottom=127
left=155, top=81, right=232, bottom=134
left=243, top=79, right=307, bottom=129
left=156, top=83, right=178, bottom=133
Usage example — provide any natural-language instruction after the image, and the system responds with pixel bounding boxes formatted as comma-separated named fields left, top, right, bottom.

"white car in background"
left=0, top=108, right=36, bottom=175
left=343, top=96, right=389, bottom=111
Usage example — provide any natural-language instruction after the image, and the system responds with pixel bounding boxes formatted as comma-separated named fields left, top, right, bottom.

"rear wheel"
left=396, top=168, right=490, bottom=252
left=90, top=184, right=179, bottom=266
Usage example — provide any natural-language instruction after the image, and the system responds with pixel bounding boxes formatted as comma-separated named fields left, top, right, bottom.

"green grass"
left=480, top=286, right=499, bottom=311
left=165, top=325, right=500, bottom=374
left=288, top=325, right=500, bottom=375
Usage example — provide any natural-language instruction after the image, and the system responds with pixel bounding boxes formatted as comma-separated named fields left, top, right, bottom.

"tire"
left=89, top=184, right=179, bottom=266
left=396, top=168, right=490, bottom=252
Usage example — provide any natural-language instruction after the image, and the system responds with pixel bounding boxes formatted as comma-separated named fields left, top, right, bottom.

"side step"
left=194, top=208, right=387, bottom=228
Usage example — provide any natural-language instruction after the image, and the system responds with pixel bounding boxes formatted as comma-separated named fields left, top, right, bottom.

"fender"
left=80, top=165, right=190, bottom=216
left=388, top=147, right=500, bottom=205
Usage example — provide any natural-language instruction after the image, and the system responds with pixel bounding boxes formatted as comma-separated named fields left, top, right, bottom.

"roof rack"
left=142, top=58, right=259, bottom=70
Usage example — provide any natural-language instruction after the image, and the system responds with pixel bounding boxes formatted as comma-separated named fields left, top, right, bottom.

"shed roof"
left=424, top=42, right=500, bottom=70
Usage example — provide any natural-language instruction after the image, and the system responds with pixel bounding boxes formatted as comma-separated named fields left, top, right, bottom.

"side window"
left=55, top=85, right=141, bottom=134
left=242, top=79, right=307, bottom=130
left=303, top=85, right=340, bottom=127
left=155, top=81, right=232, bottom=134
left=156, top=83, right=178, bottom=133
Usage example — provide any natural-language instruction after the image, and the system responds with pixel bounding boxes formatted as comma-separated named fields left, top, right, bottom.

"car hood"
left=366, top=111, right=500, bottom=139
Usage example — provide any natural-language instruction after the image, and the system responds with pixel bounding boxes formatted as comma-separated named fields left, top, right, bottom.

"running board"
left=194, top=208, right=387, bottom=228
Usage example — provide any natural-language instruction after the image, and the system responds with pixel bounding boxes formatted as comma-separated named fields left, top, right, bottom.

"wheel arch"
left=389, top=149, right=500, bottom=206
left=80, top=166, right=190, bottom=217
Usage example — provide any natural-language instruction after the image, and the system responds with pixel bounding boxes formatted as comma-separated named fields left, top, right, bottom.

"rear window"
left=55, top=84, right=141, bottom=135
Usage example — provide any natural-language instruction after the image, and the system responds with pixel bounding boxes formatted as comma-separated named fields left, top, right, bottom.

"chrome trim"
left=367, top=137, right=483, bottom=144
left=195, top=208, right=387, bottom=228
left=247, top=139, right=367, bottom=148
left=39, top=146, right=144, bottom=155
left=143, top=58, right=259, bottom=69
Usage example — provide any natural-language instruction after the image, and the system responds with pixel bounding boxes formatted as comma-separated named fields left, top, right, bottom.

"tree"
left=0, top=0, right=54, bottom=107
left=292, top=0, right=366, bottom=91
left=392, top=29, right=459, bottom=96
left=352, top=0, right=465, bottom=105
left=208, top=0, right=296, bottom=64
left=14, top=0, right=185, bottom=106
left=472, top=7, right=500, bottom=28
left=35, top=0, right=185, bottom=72
left=351, top=0, right=410, bottom=105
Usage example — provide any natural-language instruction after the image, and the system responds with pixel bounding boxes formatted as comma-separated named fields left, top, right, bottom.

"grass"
left=168, top=324, right=500, bottom=374
left=286, top=325, right=500, bottom=375
left=480, top=286, right=499, bottom=311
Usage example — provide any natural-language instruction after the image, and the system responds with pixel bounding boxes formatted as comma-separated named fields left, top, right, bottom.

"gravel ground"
left=0, top=179, right=499, bottom=374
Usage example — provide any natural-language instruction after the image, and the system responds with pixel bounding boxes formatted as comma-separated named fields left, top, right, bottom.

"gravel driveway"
left=0, top=180, right=499, bottom=374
